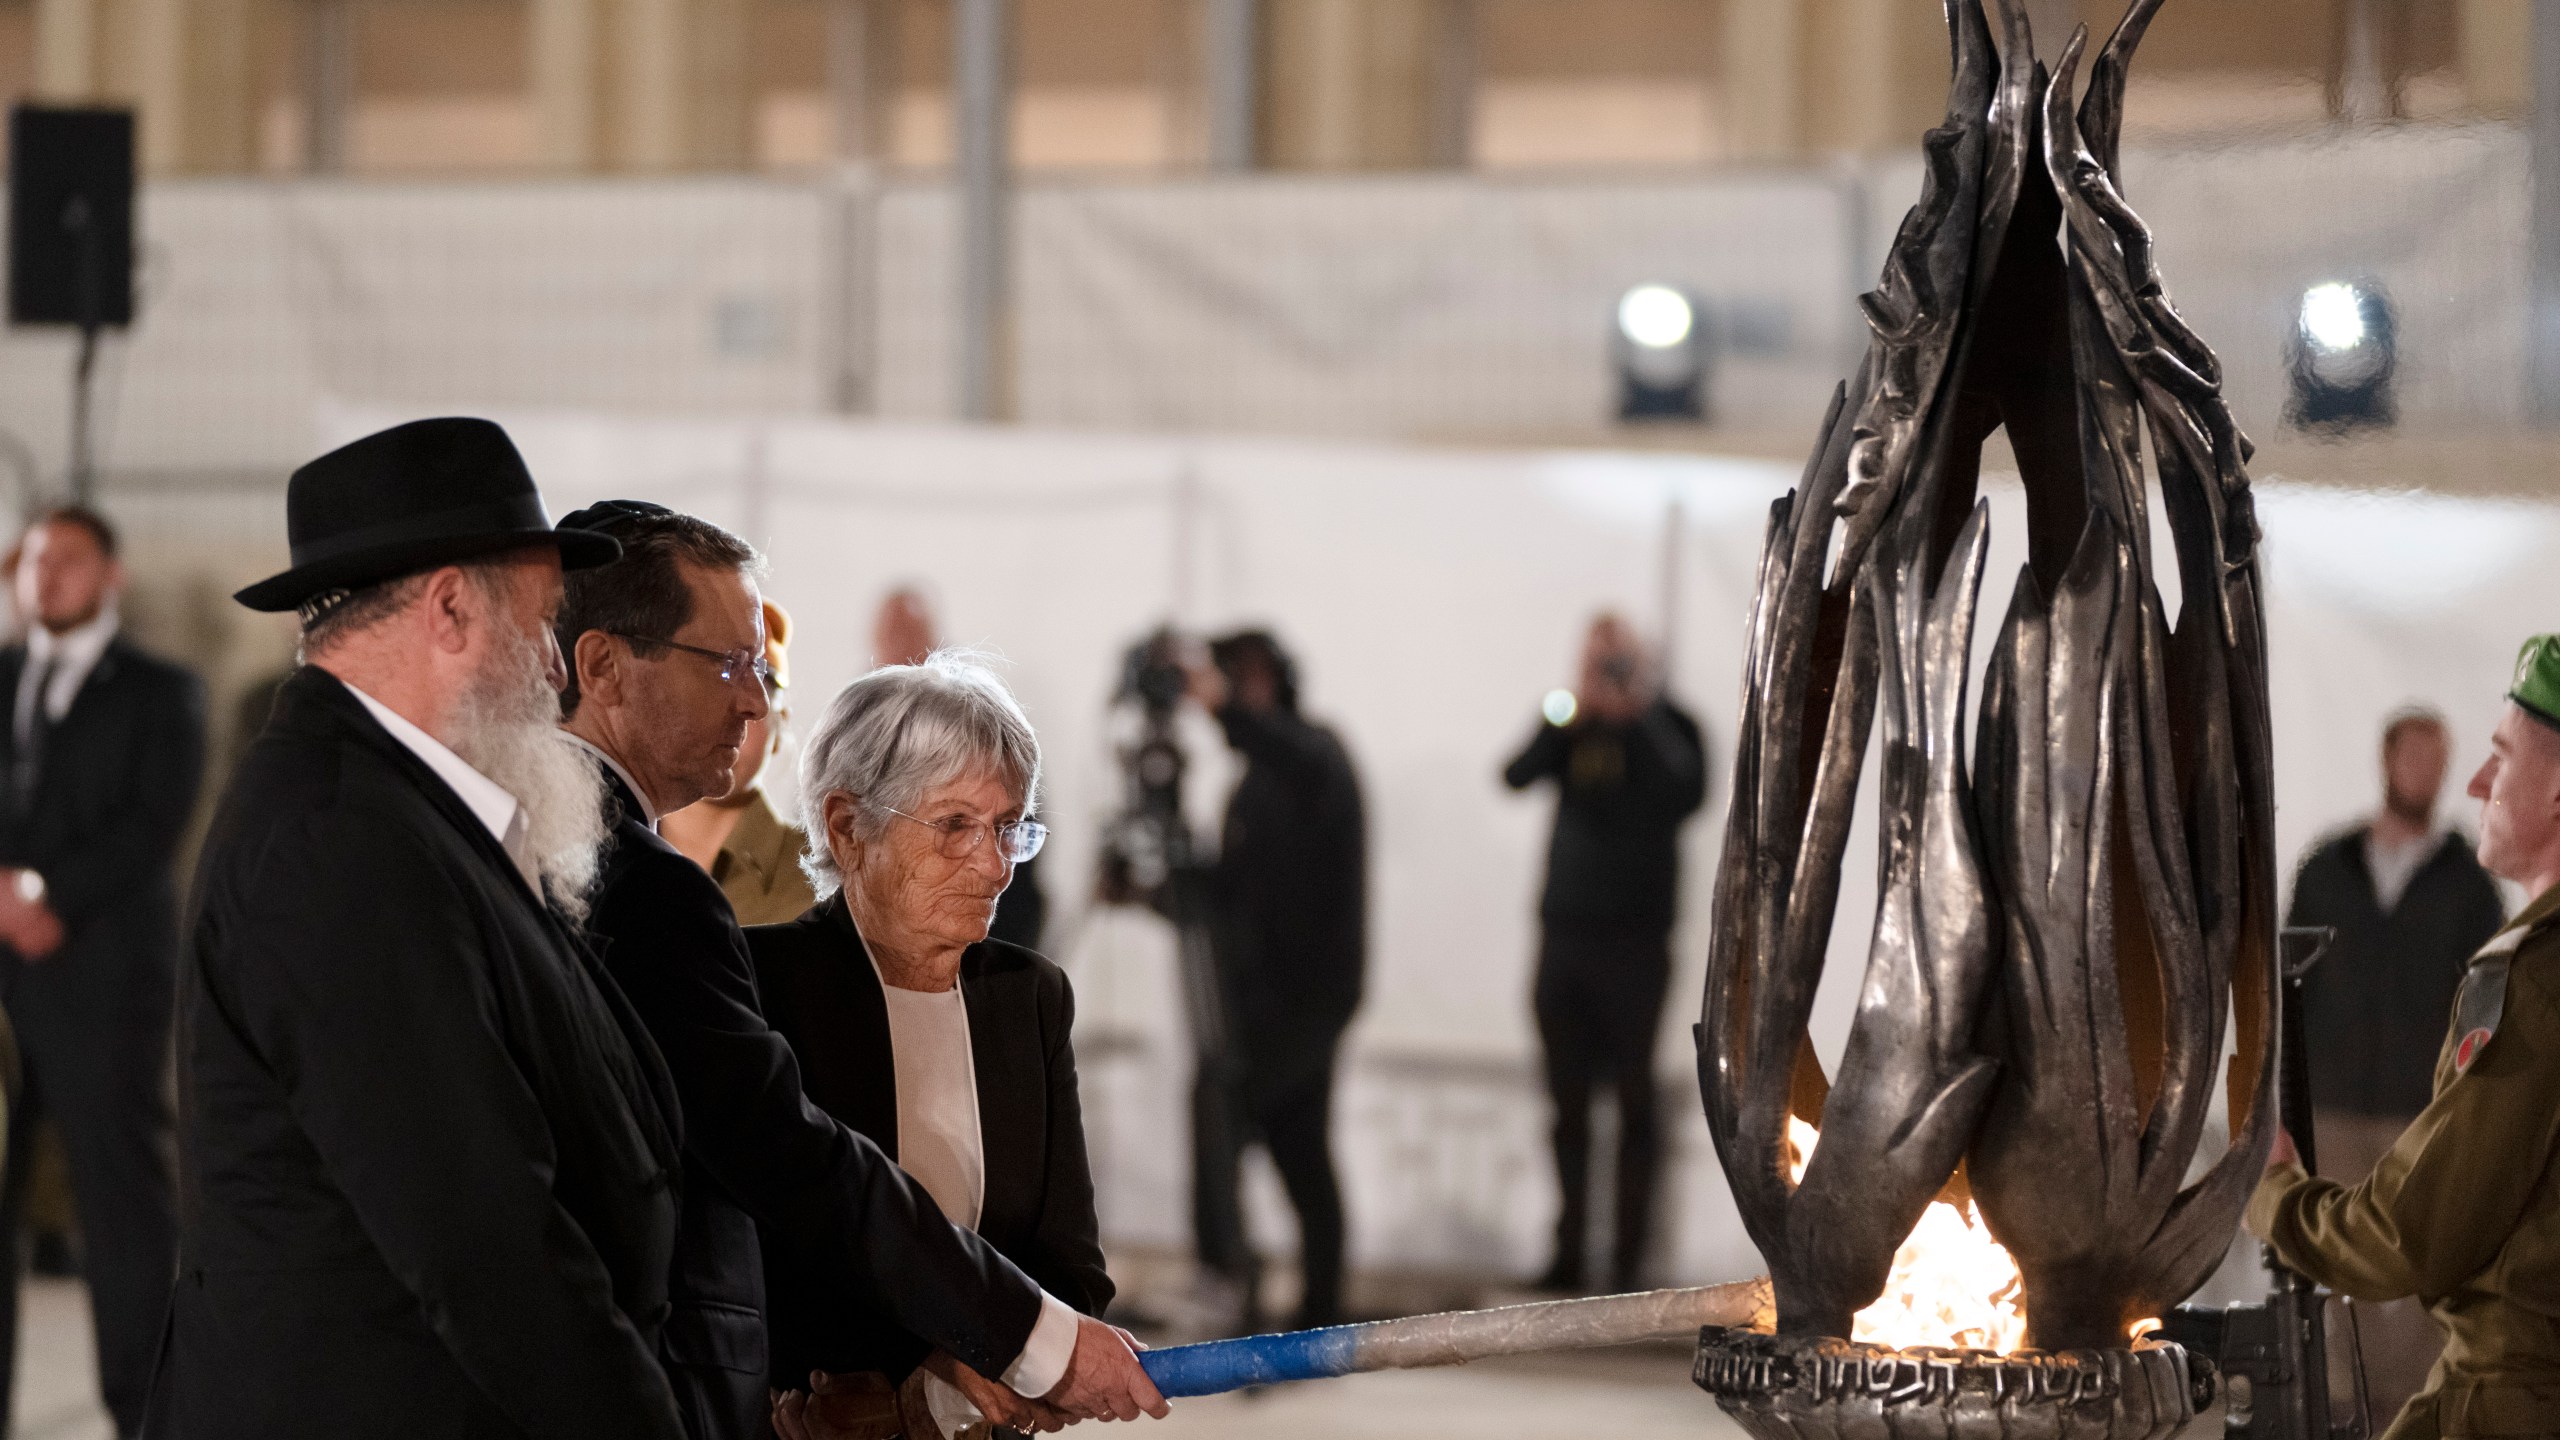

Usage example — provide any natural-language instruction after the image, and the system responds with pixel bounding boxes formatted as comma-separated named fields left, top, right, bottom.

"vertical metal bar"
left=1657, top=493, right=1686, bottom=689
left=827, top=0, right=864, bottom=163
left=2532, top=1, right=2560, bottom=425
left=68, top=327, right=97, bottom=504
left=825, top=173, right=881, bottom=414
left=824, top=0, right=888, bottom=414
left=1204, top=0, right=1258, bottom=171
left=1428, top=0, right=1474, bottom=168
left=828, top=0, right=900, bottom=165
left=303, top=0, right=355, bottom=173
left=953, top=0, right=1010, bottom=421
left=67, top=193, right=99, bottom=504
left=2332, top=0, right=2390, bottom=123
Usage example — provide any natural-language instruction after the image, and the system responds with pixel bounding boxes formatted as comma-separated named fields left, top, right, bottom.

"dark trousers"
left=0, top=942, right=177, bottom=1438
left=1192, top=1032, right=1346, bottom=1329
left=1534, top=919, right=1670, bottom=1292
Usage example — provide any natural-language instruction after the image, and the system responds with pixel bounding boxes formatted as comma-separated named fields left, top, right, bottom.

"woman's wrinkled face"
left=844, top=768, right=1022, bottom=952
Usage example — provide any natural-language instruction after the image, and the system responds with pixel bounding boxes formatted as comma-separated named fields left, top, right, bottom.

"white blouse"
left=870, top=955, right=1007, bottom=1438
left=875, top=969, right=986, bottom=1231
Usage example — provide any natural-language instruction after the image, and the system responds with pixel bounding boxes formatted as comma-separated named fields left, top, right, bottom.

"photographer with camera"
left=1504, top=614, right=1705, bottom=1294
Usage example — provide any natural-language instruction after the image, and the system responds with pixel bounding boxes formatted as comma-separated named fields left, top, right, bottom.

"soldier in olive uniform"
left=2251, top=634, right=2560, bottom=1440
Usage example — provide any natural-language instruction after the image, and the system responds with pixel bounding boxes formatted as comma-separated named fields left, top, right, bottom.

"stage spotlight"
left=1615, top=283, right=1705, bottom=422
left=2287, top=279, right=2396, bottom=430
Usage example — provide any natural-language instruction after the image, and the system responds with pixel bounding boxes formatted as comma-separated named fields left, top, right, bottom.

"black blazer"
left=748, top=896, right=1111, bottom=1385
left=0, top=636, right=206, bottom=975
left=148, top=666, right=688, bottom=1440
left=583, top=775, right=1045, bottom=1436
left=1210, top=703, right=1366, bottom=1058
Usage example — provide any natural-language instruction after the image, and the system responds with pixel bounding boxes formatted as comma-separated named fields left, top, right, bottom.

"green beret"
left=2511, top=635, right=2560, bottom=731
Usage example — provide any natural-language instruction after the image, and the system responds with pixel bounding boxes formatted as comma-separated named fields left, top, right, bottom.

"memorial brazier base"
left=1694, top=1327, right=2214, bottom=1440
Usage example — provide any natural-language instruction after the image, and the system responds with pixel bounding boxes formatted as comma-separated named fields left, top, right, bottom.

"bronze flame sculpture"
left=1697, top=0, right=2278, bottom=1360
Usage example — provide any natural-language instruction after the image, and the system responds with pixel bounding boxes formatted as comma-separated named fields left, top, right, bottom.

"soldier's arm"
left=2247, top=947, right=2560, bottom=1302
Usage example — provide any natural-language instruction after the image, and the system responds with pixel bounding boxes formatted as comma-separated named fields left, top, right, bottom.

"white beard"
left=449, top=620, right=609, bottom=923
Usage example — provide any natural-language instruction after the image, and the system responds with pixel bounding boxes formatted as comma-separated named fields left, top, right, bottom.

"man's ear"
left=419, top=567, right=478, bottom=655
left=572, top=629, right=621, bottom=710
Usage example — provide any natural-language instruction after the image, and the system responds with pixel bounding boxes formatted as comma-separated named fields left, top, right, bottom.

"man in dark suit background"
left=2287, top=706, right=2508, bottom=1419
left=152, top=420, right=691, bottom=1440
left=553, top=501, right=1164, bottom=1440
left=0, top=507, right=204, bottom=1435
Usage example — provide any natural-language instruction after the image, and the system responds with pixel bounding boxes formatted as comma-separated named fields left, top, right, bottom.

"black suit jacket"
left=748, top=897, right=1111, bottom=1384
left=2291, top=826, right=2509, bottom=1117
left=581, top=773, right=1045, bottom=1435
left=0, top=636, right=206, bottom=982
left=1210, top=703, right=1366, bottom=1070
left=149, top=667, right=688, bottom=1440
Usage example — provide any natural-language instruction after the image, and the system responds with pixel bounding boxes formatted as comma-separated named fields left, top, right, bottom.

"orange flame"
left=1785, top=1116, right=2028, bottom=1353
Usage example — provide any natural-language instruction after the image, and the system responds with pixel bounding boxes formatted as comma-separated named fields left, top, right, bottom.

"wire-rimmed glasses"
left=608, top=632, right=776, bottom=695
left=880, top=805, right=1048, bottom=863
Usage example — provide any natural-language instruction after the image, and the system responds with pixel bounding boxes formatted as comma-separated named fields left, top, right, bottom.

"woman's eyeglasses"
left=880, top=806, right=1048, bottom=863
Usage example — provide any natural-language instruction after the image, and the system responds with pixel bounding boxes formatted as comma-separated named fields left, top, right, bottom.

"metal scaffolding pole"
left=1204, top=0, right=1258, bottom=172
left=303, top=0, right=355, bottom=173
left=2533, top=1, right=2560, bottom=425
left=953, top=0, right=1010, bottom=422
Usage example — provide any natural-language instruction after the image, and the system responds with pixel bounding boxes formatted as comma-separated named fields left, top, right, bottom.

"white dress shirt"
left=15, top=602, right=119, bottom=741
left=566, top=734, right=658, bottom=829
left=2367, top=825, right=2445, bottom=915
left=346, top=684, right=540, bottom=894
left=868, top=952, right=1079, bottom=1427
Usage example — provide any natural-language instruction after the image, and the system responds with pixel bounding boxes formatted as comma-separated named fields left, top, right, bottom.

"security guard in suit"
left=2251, top=635, right=2560, bottom=1440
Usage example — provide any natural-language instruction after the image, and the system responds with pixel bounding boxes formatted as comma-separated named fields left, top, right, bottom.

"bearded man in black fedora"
left=145, top=418, right=690, bottom=1440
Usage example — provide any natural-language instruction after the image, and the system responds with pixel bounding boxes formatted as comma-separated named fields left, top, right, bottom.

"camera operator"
left=1185, top=630, right=1365, bottom=1331
left=1503, top=614, right=1705, bottom=1293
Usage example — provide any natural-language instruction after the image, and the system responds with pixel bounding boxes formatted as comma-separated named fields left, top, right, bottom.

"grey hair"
left=297, top=560, right=511, bottom=660
left=797, top=648, right=1042, bottom=898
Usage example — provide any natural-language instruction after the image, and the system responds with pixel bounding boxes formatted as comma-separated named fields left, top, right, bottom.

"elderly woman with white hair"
left=749, top=651, right=1113, bottom=1436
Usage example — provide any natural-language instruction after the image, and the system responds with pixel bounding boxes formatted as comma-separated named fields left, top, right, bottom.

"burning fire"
left=1786, top=1116, right=2028, bottom=1353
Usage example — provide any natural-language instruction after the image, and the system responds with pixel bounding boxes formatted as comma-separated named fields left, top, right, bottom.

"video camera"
left=1095, top=627, right=1195, bottom=908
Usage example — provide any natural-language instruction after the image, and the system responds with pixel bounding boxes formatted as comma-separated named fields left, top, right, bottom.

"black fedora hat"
left=236, top=417, right=621, bottom=613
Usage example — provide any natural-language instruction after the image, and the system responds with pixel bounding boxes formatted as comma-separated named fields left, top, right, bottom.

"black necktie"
left=14, top=656, right=57, bottom=812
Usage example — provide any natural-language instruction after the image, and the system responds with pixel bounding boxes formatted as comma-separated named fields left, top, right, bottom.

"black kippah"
left=555, top=499, right=675, bottom=536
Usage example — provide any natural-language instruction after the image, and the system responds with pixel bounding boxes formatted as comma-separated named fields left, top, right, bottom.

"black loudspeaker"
left=8, top=105, right=136, bottom=328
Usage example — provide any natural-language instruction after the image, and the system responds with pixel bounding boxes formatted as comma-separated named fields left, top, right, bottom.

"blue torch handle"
left=1138, top=1326, right=1361, bottom=1397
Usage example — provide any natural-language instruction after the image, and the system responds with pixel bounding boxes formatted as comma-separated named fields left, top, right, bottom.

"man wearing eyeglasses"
left=553, top=502, right=1164, bottom=1440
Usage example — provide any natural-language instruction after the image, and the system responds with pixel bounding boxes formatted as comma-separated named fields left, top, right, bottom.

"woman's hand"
left=923, top=1349, right=1076, bottom=1433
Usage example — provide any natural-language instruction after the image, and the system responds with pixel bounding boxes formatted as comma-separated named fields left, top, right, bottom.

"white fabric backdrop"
left=323, top=404, right=2560, bottom=1286
left=2, top=125, right=2523, bottom=483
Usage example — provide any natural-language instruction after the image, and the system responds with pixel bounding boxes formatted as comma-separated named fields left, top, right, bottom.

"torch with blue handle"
left=1138, top=1278, right=1771, bottom=1397
left=800, top=1279, right=1772, bottom=1435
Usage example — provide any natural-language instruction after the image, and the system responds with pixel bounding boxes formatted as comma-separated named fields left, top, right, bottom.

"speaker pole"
left=65, top=193, right=98, bottom=505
